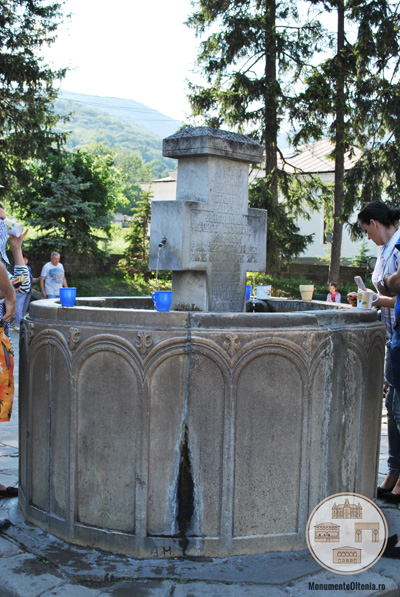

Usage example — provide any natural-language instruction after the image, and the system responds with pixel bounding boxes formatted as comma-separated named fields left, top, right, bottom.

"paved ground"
left=0, top=328, right=400, bottom=596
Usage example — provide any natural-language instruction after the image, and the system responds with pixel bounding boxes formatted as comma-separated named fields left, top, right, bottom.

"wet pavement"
left=0, top=328, right=400, bottom=596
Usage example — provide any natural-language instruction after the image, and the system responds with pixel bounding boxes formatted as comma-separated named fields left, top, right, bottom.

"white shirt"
left=41, top=261, right=65, bottom=297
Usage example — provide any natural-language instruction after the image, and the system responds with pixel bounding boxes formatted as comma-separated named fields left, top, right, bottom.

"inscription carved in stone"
left=149, top=128, right=267, bottom=312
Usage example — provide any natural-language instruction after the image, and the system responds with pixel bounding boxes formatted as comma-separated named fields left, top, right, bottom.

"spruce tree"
left=0, top=0, right=67, bottom=192
left=24, top=149, right=123, bottom=254
left=186, top=0, right=326, bottom=271
left=290, top=0, right=400, bottom=282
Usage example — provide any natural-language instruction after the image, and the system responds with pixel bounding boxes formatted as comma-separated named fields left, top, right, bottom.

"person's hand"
left=347, top=291, right=357, bottom=307
left=2, top=292, right=16, bottom=321
left=377, top=279, right=397, bottom=297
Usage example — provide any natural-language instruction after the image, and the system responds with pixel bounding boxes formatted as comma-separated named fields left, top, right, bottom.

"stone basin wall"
left=18, top=299, right=385, bottom=558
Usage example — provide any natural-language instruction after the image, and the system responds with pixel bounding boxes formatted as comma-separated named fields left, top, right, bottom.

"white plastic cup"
left=4, top=217, right=23, bottom=237
left=357, top=290, right=378, bottom=309
left=256, top=285, right=271, bottom=299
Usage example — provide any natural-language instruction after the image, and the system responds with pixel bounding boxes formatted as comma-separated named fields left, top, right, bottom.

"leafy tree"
left=23, top=149, right=124, bottom=254
left=186, top=0, right=326, bottom=271
left=115, top=151, right=153, bottom=215
left=289, top=0, right=400, bottom=282
left=0, top=0, right=67, bottom=190
left=67, top=142, right=155, bottom=215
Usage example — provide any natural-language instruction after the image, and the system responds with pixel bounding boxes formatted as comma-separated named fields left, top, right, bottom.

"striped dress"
left=0, top=220, right=30, bottom=422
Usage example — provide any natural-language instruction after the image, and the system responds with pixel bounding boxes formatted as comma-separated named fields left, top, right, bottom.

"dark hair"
left=22, top=251, right=29, bottom=259
left=358, top=201, right=400, bottom=227
left=329, top=282, right=337, bottom=288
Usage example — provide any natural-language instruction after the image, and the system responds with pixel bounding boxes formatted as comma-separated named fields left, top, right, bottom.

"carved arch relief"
left=233, top=351, right=306, bottom=538
left=75, top=347, right=141, bottom=533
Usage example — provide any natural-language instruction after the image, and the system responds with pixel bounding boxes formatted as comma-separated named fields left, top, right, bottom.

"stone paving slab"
left=0, top=500, right=323, bottom=586
left=171, top=582, right=289, bottom=596
left=0, top=551, right=67, bottom=596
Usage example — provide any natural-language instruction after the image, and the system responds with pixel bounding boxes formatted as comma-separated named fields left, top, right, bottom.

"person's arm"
left=374, top=294, right=396, bottom=308
left=62, top=276, right=68, bottom=288
left=8, top=229, right=31, bottom=294
left=378, top=270, right=400, bottom=296
left=8, top=229, right=28, bottom=266
left=40, top=276, right=46, bottom=298
left=0, top=262, right=16, bottom=321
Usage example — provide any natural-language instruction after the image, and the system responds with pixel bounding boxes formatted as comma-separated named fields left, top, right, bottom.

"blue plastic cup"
left=59, top=287, right=77, bottom=307
left=152, top=290, right=172, bottom=312
left=246, top=285, right=251, bottom=300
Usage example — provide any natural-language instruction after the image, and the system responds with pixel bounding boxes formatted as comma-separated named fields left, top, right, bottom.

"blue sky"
left=42, top=0, right=200, bottom=121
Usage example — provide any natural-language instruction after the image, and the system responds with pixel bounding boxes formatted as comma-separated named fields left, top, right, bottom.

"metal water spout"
left=158, top=237, right=167, bottom=248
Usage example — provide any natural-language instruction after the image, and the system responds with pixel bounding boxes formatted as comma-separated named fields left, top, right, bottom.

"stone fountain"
left=18, top=127, right=385, bottom=559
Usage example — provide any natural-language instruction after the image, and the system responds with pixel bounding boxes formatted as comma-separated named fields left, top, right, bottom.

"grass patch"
left=68, top=271, right=172, bottom=298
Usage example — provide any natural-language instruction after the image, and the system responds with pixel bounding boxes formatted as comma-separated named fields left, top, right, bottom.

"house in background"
left=140, top=139, right=377, bottom=264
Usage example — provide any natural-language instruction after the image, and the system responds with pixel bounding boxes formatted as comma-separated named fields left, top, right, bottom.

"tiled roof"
left=278, top=139, right=362, bottom=174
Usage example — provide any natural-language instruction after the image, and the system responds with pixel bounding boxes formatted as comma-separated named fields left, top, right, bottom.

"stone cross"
left=149, top=127, right=267, bottom=312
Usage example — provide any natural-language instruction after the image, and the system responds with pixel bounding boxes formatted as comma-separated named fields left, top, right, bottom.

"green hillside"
left=54, top=97, right=177, bottom=178
left=59, top=91, right=183, bottom=139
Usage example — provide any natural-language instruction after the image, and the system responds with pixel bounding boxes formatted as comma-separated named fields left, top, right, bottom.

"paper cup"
left=4, top=217, right=22, bottom=237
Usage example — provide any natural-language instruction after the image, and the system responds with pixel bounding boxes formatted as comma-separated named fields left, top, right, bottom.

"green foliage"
left=21, top=149, right=124, bottom=255
left=349, top=238, right=373, bottom=268
left=249, top=177, right=315, bottom=268
left=0, top=0, right=67, bottom=190
left=115, top=151, right=153, bottom=215
left=186, top=0, right=327, bottom=270
left=288, top=0, right=400, bottom=281
left=68, top=272, right=152, bottom=297
left=120, top=188, right=153, bottom=278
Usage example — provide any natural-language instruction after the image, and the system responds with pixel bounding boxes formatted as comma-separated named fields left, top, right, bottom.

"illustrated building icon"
left=332, top=499, right=362, bottom=519
left=314, top=522, right=340, bottom=542
left=354, top=522, right=380, bottom=542
left=333, top=546, right=362, bottom=564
